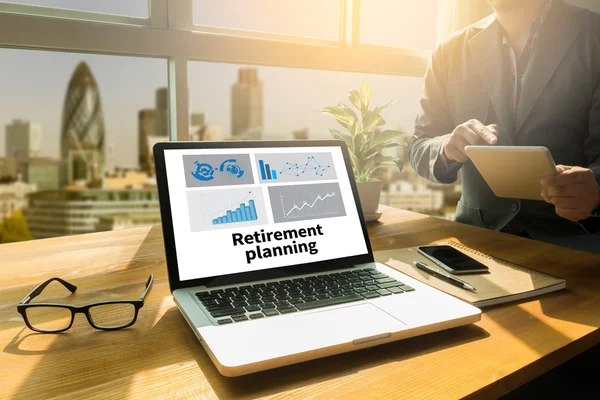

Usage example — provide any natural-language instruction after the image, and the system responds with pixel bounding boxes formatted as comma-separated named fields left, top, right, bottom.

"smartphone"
left=417, top=245, right=489, bottom=274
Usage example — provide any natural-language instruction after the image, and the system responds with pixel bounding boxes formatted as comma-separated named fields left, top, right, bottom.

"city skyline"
left=1, top=48, right=424, bottom=169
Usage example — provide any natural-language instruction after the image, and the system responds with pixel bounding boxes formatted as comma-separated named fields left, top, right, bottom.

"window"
left=188, top=62, right=458, bottom=218
left=0, top=49, right=166, bottom=242
left=360, top=0, right=438, bottom=50
left=192, top=0, right=341, bottom=41
left=0, top=0, right=149, bottom=18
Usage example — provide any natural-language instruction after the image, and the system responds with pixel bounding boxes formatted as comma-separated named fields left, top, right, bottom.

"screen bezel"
left=153, top=140, right=374, bottom=292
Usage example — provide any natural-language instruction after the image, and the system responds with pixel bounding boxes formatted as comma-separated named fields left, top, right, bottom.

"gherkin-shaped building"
left=60, top=61, right=105, bottom=187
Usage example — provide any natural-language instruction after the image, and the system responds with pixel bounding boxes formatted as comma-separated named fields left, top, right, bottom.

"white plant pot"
left=356, top=180, right=382, bottom=216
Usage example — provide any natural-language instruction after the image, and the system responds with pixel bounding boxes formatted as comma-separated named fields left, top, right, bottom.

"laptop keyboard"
left=195, top=268, right=415, bottom=325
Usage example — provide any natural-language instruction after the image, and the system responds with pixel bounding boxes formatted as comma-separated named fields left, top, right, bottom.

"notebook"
left=374, top=240, right=566, bottom=308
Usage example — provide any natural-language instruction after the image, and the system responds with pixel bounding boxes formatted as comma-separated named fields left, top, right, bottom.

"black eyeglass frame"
left=17, top=274, right=153, bottom=333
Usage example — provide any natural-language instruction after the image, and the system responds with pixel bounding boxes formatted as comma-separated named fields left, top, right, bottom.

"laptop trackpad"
left=204, top=304, right=406, bottom=366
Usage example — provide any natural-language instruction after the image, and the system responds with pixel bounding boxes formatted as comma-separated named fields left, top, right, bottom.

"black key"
left=245, top=305, right=261, bottom=312
left=249, top=313, right=264, bottom=319
left=201, top=299, right=218, bottom=306
left=303, top=296, right=317, bottom=302
left=246, top=299, right=261, bottom=305
left=278, top=306, right=297, bottom=314
left=232, top=315, right=248, bottom=322
left=261, top=297, right=276, bottom=303
left=275, top=301, right=289, bottom=307
left=388, top=286, right=404, bottom=294
left=378, top=281, right=402, bottom=289
left=355, top=287, right=368, bottom=293
left=362, top=291, right=380, bottom=299
left=292, top=277, right=305, bottom=282
left=290, top=298, right=304, bottom=304
left=295, top=294, right=364, bottom=311
left=253, top=283, right=266, bottom=288
left=316, top=294, right=330, bottom=300
left=210, top=289, right=224, bottom=294
left=366, top=285, right=378, bottom=291
left=376, top=289, right=392, bottom=296
left=217, top=318, right=233, bottom=325
left=260, top=302, right=275, bottom=309
left=206, top=304, right=232, bottom=312
left=240, top=285, right=251, bottom=290
left=400, top=285, right=415, bottom=292
left=262, top=308, right=279, bottom=316
left=342, top=289, right=355, bottom=295
left=376, top=278, right=397, bottom=284
left=210, top=307, right=246, bottom=318
left=233, top=301, right=248, bottom=307
left=371, top=273, right=387, bottom=280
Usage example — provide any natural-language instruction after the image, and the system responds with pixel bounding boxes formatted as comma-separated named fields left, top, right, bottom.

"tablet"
left=464, top=146, right=558, bottom=201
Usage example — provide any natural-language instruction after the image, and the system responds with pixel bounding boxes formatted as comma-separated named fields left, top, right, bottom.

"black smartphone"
left=417, top=245, right=489, bottom=274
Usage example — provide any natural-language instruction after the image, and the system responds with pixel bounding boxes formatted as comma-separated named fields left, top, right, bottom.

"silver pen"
left=413, top=261, right=477, bottom=292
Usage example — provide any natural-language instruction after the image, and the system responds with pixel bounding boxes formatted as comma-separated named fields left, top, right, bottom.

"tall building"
left=5, top=119, right=41, bottom=164
left=231, top=68, right=263, bottom=137
left=23, top=189, right=160, bottom=239
left=155, top=87, right=169, bottom=137
left=138, top=109, right=157, bottom=173
left=60, top=61, right=106, bottom=187
left=24, top=157, right=61, bottom=191
left=189, top=112, right=206, bottom=141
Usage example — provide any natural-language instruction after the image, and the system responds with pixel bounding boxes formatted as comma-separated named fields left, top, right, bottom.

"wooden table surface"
left=1, top=206, right=599, bottom=400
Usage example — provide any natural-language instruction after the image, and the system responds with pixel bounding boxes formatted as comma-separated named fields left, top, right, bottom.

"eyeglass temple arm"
left=140, top=274, right=154, bottom=301
left=20, top=277, right=77, bottom=304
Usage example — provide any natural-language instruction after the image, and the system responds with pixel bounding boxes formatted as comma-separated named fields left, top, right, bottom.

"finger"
left=555, top=165, right=572, bottom=174
left=445, top=136, right=470, bottom=162
left=466, top=120, right=498, bottom=144
left=540, top=189, right=551, bottom=203
left=541, top=168, right=594, bottom=186
left=549, top=196, right=581, bottom=209
left=544, top=183, right=588, bottom=197
left=555, top=207, right=587, bottom=222
left=458, top=125, right=488, bottom=145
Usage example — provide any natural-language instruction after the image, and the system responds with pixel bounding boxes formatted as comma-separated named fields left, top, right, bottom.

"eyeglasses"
left=17, top=274, right=153, bottom=333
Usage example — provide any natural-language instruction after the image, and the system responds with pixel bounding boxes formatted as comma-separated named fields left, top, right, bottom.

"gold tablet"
left=464, top=146, right=558, bottom=201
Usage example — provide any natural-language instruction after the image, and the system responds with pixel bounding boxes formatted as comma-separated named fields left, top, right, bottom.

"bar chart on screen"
left=212, top=199, right=258, bottom=225
left=186, top=188, right=267, bottom=232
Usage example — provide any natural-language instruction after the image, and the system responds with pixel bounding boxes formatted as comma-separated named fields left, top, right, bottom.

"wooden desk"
left=1, top=206, right=599, bottom=399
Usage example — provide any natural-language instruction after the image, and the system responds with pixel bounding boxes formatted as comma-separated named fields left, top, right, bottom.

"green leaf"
left=373, top=100, right=398, bottom=115
left=329, top=128, right=352, bottom=148
left=349, top=89, right=361, bottom=110
left=359, top=81, right=372, bottom=110
left=362, top=110, right=386, bottom=131
left=372, top=130, right=410, bottom=146
left=320, top=104, right=358, bottom=132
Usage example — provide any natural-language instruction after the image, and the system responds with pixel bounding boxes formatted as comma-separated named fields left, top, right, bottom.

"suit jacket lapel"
left=515, top=1, right=586, bottom=133
left=469, top=16, right=515, bottom=145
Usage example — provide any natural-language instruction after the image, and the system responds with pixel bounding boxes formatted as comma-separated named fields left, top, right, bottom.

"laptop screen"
left=163, top=146, right=369, bottom=281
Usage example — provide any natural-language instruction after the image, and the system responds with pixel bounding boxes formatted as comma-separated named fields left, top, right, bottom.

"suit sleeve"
left=408, top=44, right=463, bottom=184
left=587, top=72, right=600, bottom=186
left=588, top=72, right=600, bottom=217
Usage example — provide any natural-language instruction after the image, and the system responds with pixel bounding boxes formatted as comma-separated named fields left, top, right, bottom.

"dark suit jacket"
left=407, top=0, right=600, bottom=252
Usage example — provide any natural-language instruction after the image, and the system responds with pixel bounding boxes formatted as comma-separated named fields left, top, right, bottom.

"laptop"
left=153, top=140, right=481, bottom=377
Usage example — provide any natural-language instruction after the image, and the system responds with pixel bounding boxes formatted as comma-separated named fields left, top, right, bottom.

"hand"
left=442, top=119, right=499, bottom=162
left=540, top=165, right=600, bottom=222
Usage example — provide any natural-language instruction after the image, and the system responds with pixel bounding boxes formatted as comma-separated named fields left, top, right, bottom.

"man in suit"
left=408, top=0, right=600, bottom=252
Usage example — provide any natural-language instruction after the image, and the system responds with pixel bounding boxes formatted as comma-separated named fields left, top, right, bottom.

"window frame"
left=0, top=0, right=432, bottom=141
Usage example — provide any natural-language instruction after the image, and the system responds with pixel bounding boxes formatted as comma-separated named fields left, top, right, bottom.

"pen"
left=413, top=261, right=476, bottom=292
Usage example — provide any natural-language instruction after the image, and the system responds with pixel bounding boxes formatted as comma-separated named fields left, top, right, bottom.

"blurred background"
left=0, top=0, right=598, bottom=243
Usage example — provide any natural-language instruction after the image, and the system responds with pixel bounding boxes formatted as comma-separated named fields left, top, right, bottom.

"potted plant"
left=320, top=81, right=409, bottom=219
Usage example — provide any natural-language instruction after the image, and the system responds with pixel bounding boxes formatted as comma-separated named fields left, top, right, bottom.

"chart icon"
left=212, top=199, right=258, bottom=225
left=256, top=152, right=337, bottom=183
left=187, top=188, right=267, bottom=232
left=268, top=182, right=346, bottom=223
left=258, top=160, right=278, bottom=180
